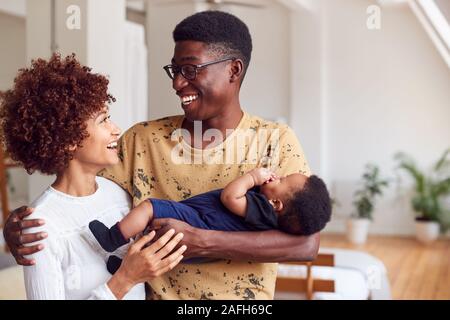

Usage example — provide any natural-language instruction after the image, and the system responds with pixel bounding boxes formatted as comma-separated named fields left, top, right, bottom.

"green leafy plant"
left=352, top=164, right=389, bottom=220
left=395, top=148, right=450, bottom=231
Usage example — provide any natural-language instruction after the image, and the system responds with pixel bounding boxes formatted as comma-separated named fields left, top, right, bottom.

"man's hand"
left=248, top=168, right=277, bottom=186
left=3, top=206, right=47, bottom=266
left=150, top=218, right=203, bottom=258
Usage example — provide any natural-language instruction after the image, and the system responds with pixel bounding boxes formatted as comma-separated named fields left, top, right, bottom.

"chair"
left=275, top=253, right=335, bottom=300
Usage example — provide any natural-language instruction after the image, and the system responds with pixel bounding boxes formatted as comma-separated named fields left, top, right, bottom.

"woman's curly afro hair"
left=0, top=53, right=115, bottom=175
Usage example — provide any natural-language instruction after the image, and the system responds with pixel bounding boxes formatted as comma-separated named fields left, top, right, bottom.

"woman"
left=0, top=53, right=186, bottom=299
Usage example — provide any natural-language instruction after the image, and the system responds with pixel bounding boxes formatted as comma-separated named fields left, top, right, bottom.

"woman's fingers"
left=169, top=255, right=185, bottom=270
left=157, top=245, right=187, bottom=269
left=165, top=244, right=187, bottom=264
left=154, top=255, right=184, bottom=277
left=151, top=232, right=184, bottom=261
left=144, top=229, right=176, bottom=255
left=153, top=245, right=187, bottom=275
left=130, top=230, right=156, bottom=252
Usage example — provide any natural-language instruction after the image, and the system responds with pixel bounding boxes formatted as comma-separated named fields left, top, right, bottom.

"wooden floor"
left=319, top=233, right=450, bottom=300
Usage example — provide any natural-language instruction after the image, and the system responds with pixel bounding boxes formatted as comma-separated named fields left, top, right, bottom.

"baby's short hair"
left=278, top=175, right=331, bottom=235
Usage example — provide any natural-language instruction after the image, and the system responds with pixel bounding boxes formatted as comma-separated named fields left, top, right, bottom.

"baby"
left=89, top=168, right=331, bottom=255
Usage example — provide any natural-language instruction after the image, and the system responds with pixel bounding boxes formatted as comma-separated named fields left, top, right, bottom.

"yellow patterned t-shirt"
left=99, top=111, right=310, bottom=299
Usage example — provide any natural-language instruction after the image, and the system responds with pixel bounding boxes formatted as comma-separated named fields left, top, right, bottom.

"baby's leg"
left=118, top=200, right=154, bottom=240
left=89, top=200, right=154, bottom=252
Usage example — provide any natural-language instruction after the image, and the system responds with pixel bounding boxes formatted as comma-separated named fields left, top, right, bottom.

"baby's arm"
left=220, top=168, right=275, bottom=217
left=119, top=200, right=154, bottom=240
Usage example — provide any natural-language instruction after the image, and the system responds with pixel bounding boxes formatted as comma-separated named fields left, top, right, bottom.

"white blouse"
left=23, top=177, right=145, bottom=300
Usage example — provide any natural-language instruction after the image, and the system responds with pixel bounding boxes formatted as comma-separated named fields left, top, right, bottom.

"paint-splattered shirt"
left=99, top=112, right=310, bottom=299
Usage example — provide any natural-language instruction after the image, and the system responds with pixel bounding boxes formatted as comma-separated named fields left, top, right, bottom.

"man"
left=3, top=11, right=319, bottom=299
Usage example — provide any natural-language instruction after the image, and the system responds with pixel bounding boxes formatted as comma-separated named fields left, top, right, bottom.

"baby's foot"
left=89, top=221, right=128, bottom=252
left=107, top=255, right=123, bottom=275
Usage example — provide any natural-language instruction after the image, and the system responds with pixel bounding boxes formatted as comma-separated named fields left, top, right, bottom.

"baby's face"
left=259, top=173, right=308, bottom=202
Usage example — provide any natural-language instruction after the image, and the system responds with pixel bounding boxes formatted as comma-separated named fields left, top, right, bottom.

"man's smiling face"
left=171, top=40, right=236, bottom=122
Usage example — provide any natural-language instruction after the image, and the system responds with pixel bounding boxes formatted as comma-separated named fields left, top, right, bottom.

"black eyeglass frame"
left=163, top=57, right=236, bottom=80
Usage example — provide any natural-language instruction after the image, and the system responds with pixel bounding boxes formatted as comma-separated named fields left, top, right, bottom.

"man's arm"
left=152, top=218, right=319, bottom=262
left=199, top=229, right=320, bottom=262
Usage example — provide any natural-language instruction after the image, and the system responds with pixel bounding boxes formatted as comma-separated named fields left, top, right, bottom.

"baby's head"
left=260, top=173, right=331, bottom=235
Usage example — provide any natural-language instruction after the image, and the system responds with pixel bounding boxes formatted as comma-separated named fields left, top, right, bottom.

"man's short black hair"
left=278, top=175, right=332, bottom=236
left=173, top=10, right=252, bottom=80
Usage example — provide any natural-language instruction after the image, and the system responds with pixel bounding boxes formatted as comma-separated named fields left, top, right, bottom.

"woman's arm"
left=23, top=238, right=66, bottom=299
left=151, top=218, right=320, bottom=262
left=24, top=223, right=186, bottom=300
left=21, top=222, right=117, bottom=300
left=23, top=240, right=130, bottom=300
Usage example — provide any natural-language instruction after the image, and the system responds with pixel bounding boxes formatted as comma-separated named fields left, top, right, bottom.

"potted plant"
left=347, top=164, right=389, bottom=244
left=395, top=149, right=450, bottom=244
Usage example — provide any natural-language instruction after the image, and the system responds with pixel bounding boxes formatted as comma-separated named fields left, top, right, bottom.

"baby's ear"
left=268, top=199, right=284, bottom=212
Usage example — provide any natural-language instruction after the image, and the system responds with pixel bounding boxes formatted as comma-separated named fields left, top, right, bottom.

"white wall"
left=146, top=1, right=196, bottom=120
left=0, top=12, right=26, bottom=90
left=289, top=4, right=325, bottom=179
left=146, top=0, right=291, bottom=122
left=230, top=2, right=290, bottom=122
left=0, top=0, right=25, bottom=17
left=0, top=12, right=29, bottom=203
left=291, top=0, right=450, bottom=235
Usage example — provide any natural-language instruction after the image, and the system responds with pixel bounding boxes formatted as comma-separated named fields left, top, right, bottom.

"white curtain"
left=124, top=21, right=148, bottom=126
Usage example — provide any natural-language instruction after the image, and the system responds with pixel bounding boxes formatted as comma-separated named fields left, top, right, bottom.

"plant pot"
left=415, top=219, right=440, bottom=244
left=346, top=218, right=371, bottom=244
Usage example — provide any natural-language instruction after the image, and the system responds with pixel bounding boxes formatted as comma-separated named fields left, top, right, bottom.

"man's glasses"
left=163, top=57, right=236, bottom=81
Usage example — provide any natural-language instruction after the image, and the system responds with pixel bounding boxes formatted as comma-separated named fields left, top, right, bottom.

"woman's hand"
left=108, top=228, right=186, bottom=299
left=3, top=206, right=47, bottom=265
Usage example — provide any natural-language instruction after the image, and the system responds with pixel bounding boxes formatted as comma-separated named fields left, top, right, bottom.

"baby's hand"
left=248, top=168, right=277, bottom=186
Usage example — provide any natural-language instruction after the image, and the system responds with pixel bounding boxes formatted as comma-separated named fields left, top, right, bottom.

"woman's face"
left=72, top=107, right=121, bottom=170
